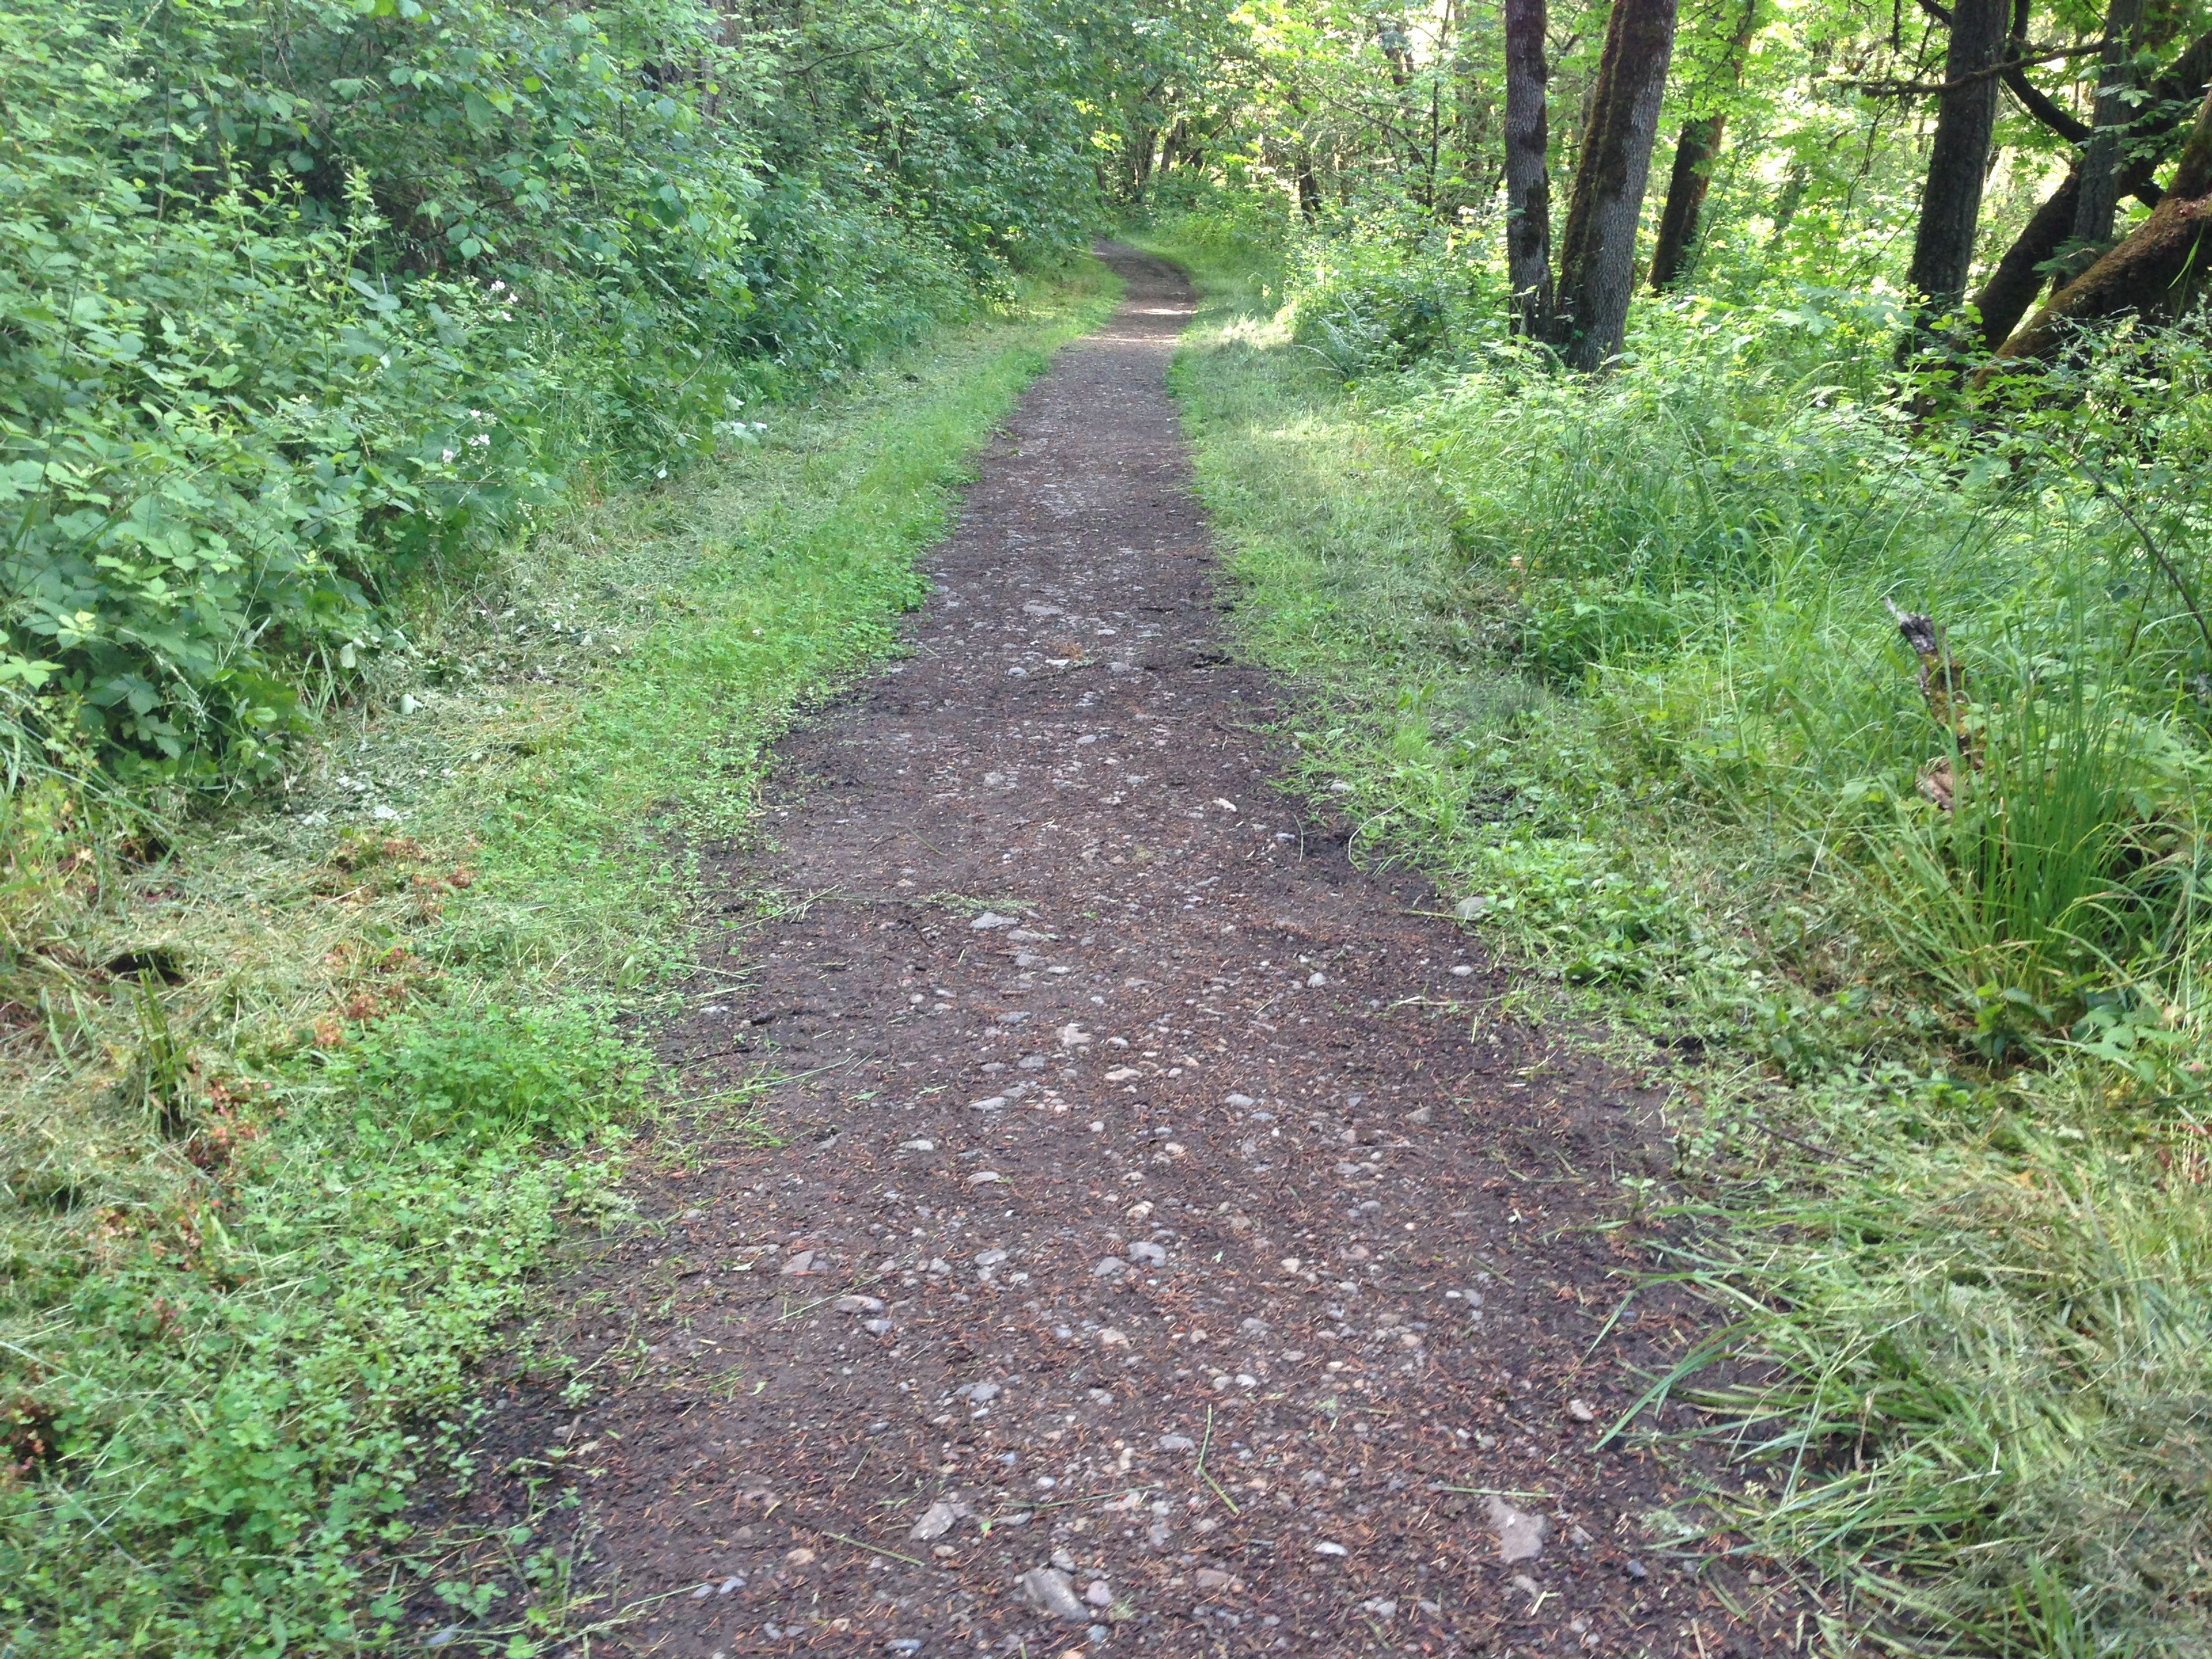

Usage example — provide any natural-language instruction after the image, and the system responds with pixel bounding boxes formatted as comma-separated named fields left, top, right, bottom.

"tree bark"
left=1768, top=160, right=1809, bottom=238
left=1649, top=0, right=1759, bottom=291
left=1502, top=0, right=1556, bottom=338
left=1649, top=119, right=1726, bottom=290
left=1904, top=0, right=2009, bottom=320
left=1970, top=26, right=2212, bottom=349
left=2071, top=0, right=2147, bottom=250
left=1978, top=84, right=2212, bottom=377
left=1973, top=175, right=2084, bottom=348
left=1552, top=0, right=1680, bottom=369
left=1130, top=126, right=1157, bottom=202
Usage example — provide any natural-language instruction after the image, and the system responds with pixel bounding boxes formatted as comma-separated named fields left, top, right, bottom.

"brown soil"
left=439, top=248, right=1810, bottom=1658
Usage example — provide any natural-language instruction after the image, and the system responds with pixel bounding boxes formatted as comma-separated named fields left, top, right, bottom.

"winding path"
left=457, top=247, right=1793, bottom=1659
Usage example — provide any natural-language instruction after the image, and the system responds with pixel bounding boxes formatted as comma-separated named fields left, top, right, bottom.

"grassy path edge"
left=0, top=264, right=1120, bottom=1658
left=1135, top=230, right=2212, bottom=1659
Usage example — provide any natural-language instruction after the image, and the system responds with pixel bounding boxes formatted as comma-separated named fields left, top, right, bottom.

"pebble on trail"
left=1488, top=1495, right=1551, bottom=1563
left=1016, top=1566, right=1092, bottom=1622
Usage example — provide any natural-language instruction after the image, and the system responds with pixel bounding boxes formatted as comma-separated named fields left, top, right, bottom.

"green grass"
left=0, top=259, right=1119, bottom=1658
left=1135, top=222, right=2212, bottom=1657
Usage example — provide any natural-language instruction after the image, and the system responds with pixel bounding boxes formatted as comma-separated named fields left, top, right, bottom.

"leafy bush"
left=0, top=987, right=648, bottom=1647
left=1139, top=172, right=1298, bottom=268
left=321, top=1002, right=647, bottom=1145
left=1285, top=215, right=1496, bottom=375
left=0, top=1009, right=640, bottom=1656
left=0, top=0, right=1120, bottom=785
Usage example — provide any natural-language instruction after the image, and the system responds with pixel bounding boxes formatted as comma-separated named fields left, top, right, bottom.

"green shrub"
left=1139, top=173, right=1297, bottom=270
left=1285, top=214, right=1496, bottom=375
left=0, top=1029, right=626, bottom=1657
left=321, top=1002, right=648, bottom=1146
left=0, top=0, right=759, bottom=781
left=0, top=0, right=1120, bottom=784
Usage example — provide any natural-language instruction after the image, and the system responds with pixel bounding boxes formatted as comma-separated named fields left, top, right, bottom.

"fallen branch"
left=1976, top=82, right=2212, bottom=376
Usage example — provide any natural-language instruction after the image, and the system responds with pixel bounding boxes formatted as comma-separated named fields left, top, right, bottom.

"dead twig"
left=1885, top=599, right=1976, bottom=810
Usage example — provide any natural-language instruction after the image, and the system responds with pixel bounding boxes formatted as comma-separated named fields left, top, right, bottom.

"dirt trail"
left=454, top=249, right=1796, bottom=1658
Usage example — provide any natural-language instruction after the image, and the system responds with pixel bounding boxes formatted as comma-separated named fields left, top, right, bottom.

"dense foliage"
left=0, top=0, right=1158, bottom=784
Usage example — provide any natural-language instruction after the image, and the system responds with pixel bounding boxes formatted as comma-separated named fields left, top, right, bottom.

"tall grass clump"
left=1389, top=293, right=2211, bottom=1029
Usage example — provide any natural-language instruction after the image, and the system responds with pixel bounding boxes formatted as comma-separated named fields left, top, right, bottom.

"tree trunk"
left=1973, top=174, right=2083, bottom=349
left=1552, top=0, right=1680, bottom=369
left=1298, top=164, right=1322, bottom=221
left=1130, top=126, right=1157, bottom=203
left=1649, top=118, right=1725, bottom=290
left=1768, top=159, right=1808, bottom=239
left=1648, top=0, right=1759, bottom=291
left=1904, top=0, right=2009, bottom=320
left=1978, top=85, right=2212, bottom=377
left=2071, top=0, right=2147, bottom=251
left=1969, top=26, right=2212, bottom=349
left=1502, top=0, right=1556, bottom=338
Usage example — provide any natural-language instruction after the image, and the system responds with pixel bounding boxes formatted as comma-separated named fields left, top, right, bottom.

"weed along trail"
left=456, top=249, right=1787, bottom=1658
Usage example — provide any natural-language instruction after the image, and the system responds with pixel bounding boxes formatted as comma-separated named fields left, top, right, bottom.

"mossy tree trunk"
left=1980, top=84, right=2212, bottom=376
left=1971, top=27, right=2212, bottom=349
left=1502, top=0, right=1556, bottom=338
left=1551, top=0, right=1680, bottom=369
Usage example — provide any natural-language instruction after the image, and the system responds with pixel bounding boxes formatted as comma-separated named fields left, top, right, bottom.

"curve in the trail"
left=455, top=247, right=1795, bottom=1658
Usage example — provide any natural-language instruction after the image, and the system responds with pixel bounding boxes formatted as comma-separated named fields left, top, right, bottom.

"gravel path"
left=449, top=247, right=1802, bottom=1659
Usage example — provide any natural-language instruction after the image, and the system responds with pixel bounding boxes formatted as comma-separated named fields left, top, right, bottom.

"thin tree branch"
left=1850, top=40, right=2108, bottom=96
left=2003, top=65, right=2093, bottom=141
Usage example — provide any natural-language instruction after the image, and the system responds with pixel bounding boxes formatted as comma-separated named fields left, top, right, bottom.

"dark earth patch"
left=431, top=248, right=1812, bottom=1658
